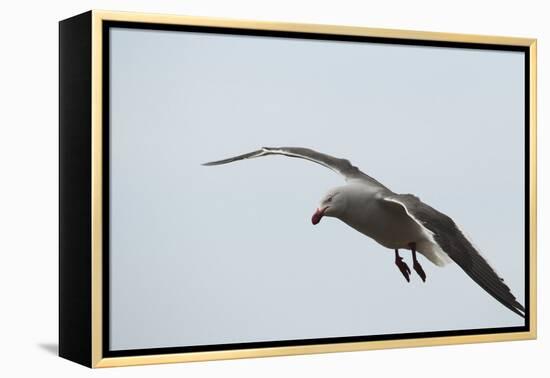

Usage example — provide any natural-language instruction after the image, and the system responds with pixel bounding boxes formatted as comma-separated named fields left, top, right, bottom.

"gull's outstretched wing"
left=203, top=146, right=385, bottom=186
left=382, top=193, right=525, bottom=318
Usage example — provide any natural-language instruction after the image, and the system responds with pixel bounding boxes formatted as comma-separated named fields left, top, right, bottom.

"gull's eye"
left=327, top=197, right=332, bottom=203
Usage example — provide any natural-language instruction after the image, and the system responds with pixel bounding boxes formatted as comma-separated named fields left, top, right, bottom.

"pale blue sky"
left=109, top=27, right=525, bottom=350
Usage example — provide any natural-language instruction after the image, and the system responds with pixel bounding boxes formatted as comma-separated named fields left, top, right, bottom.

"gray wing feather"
left=203, top=146, right=385, bottom=186
left=202, top=149, right=266, bottom=166
left=385, top=194, right=525, bottom=318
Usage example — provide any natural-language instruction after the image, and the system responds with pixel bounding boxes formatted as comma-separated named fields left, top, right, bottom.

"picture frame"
left=59, top=10, right=537, bottom=368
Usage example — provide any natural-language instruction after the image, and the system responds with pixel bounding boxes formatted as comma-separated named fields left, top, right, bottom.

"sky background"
left=109, top=27, right=525, bottom=351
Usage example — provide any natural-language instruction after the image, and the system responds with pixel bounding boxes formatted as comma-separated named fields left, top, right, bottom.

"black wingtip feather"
left=201, top=149, right=265, bottom=167
left=385, top=194, right=526, bottom=319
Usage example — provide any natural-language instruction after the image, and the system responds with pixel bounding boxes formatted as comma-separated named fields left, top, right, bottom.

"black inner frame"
left=102, top=20, right=531, bottom=358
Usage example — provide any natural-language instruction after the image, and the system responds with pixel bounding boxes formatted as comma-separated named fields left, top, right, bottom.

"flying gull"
left=203, top=147, right=525, bottom=318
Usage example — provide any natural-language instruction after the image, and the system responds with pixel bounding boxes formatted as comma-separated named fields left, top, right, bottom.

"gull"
left=203, top=147, right=525, bottom=318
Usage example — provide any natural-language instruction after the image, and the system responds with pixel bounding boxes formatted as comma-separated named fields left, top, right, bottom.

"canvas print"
left=107, top=25, right=527, bottom=353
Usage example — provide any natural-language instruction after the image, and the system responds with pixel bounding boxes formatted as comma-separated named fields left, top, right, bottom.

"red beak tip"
left=311, top=208, right=324, bottom=225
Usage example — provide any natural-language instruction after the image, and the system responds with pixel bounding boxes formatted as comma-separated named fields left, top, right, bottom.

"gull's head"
left=312, top=188, right=346, bottom=225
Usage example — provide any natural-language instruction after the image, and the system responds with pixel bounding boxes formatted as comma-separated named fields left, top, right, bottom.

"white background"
left=0, top=0, right=547, bottom=377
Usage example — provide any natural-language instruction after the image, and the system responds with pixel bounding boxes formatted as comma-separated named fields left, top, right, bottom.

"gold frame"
left=89, top=10, right=537, bottom=368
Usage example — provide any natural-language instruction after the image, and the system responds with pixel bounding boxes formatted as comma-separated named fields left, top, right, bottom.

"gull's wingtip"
left=200, top=149, right=266, bottom=167
left=201, top=161, right=221, bottom=166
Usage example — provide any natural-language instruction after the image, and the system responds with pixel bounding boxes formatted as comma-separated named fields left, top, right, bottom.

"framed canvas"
left=59, top=10, right=537, bottom=368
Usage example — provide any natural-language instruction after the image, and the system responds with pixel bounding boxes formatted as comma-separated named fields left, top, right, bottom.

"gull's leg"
left=394, top=249, right=411, bottom=282
left=409, top=242, right=426, bottom=282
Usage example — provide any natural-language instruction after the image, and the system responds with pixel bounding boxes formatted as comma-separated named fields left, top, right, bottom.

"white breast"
left=342, top=198, right=426, bottom=249
left=337, top=190, right=451, bottom=266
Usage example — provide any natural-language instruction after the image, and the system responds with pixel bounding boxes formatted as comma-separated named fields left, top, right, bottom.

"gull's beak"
left=311, top=207, right=327, bottom=225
